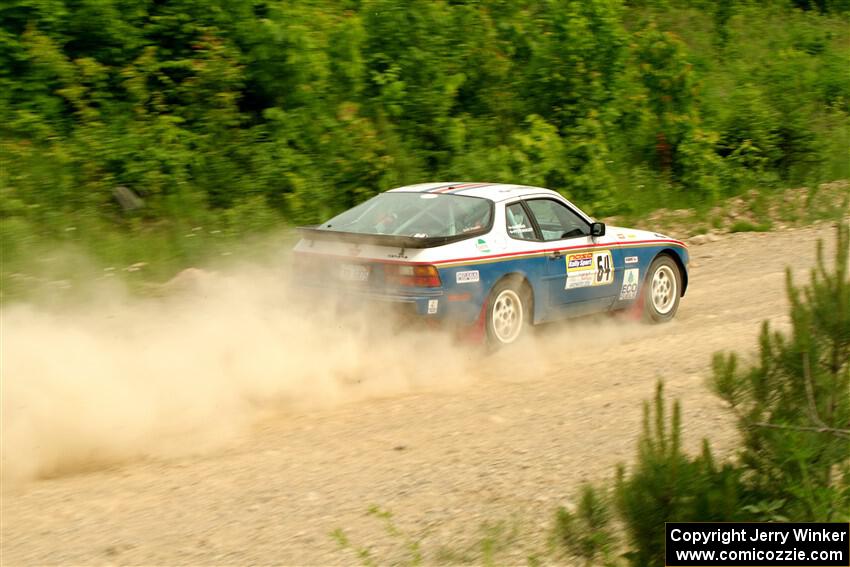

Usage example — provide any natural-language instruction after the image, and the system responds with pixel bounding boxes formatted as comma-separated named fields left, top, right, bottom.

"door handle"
left=549, top=250, right=562, bottom=259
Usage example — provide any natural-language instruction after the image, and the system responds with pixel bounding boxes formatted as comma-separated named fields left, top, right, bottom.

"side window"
left=505, top=203, right=537, bottom=241
left=525, top=199, right=589, bottom=241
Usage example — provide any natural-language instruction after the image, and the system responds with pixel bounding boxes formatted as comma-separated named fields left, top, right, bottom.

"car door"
left=522, top=198, right=623, bottom=316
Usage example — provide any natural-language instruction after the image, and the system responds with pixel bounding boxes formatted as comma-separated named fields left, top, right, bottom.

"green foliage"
left=1, top=0, right=849, bottom=291
left=554, top=222, right=850, bottom=565
left=333, top=505, right=533, bottom=566
left=713, top=221, right=850, bottom=521
left=615, top=384, right=743, bottom=566
left=550, top=383, right=743, bottom=567
left=554, top=484, right=618, bottom=566
left=331, top=505, right=423, bottom=567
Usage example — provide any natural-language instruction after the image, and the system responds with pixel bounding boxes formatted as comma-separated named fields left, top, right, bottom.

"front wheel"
left=485, top=279, right=530, bottom=347
left=643, top=255, right=682, bottom=323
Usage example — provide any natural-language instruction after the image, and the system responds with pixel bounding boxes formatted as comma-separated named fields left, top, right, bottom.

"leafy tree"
left=1, top=0, right=849, bottom=283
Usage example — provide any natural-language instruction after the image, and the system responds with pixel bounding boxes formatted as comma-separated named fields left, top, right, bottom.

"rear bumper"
left=293, top=280, right=480, bottom=324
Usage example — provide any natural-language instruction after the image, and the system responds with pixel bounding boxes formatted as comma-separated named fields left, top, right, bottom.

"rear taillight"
left=385, top=264, right=442, bottom=287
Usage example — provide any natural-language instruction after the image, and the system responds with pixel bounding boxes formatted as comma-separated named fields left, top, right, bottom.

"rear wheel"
left=486, top=279, right=530, bottom=347
left=643, top=255, right=681, bottom=323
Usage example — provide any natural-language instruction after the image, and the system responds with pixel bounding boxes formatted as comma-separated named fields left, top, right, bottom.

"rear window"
left=320, top=193, right=493, bottom=238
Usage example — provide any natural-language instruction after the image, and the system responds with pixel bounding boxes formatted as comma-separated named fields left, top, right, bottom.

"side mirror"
left=590, top=222, right=606, bottom=237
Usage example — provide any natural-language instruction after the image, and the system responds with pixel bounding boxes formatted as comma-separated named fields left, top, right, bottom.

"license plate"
left=339, top=263, right=370, bottom=282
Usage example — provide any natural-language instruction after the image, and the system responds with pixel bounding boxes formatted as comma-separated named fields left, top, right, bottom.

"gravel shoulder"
left=0, top=224, right=837, bottom=566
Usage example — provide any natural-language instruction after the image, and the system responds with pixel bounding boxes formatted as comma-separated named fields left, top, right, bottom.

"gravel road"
left=1, top=224, right=838, bottom=566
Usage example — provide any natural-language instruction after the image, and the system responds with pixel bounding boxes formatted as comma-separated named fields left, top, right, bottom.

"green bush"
left=554, top=222, right=850, bottom=565
left=713, top=221, right=850, bottom=521
left=554, top=384, right=743, bottom=566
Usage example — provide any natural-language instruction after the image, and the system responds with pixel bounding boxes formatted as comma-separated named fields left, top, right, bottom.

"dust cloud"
left=1, top=255, right=646, bottom=487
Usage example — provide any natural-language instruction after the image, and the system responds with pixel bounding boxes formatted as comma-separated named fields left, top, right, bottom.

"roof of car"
left=387, top=182, right=560, bottom=202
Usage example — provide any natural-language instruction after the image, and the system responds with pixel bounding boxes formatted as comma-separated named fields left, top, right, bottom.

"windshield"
left=319, top=193, right=493, bottom=238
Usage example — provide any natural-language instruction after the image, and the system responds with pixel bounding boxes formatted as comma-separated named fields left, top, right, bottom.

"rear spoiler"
left=297, top=226, right=483, bottom=249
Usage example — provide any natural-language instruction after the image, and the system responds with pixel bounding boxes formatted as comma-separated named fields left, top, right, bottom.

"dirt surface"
left=1, top=224, right=840, bottom=566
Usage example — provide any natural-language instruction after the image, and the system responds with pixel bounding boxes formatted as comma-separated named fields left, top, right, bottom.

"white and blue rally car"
left=294, top=182, right=689, bottom=346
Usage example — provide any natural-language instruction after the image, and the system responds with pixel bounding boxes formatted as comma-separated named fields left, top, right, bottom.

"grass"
left=332, top=507, right=542, bottom=567
left=0, top=210, right=296, bottom=304
left=604, top=180, right=848, bottom=239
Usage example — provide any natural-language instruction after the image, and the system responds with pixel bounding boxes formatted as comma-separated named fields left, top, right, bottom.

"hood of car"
left=606, top=226, right=680, bottom=243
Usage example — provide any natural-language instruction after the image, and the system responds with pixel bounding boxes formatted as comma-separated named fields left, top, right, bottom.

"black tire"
left=643, top=255, right=682, bottom=323
left=485, top=278, right=531, bottom=348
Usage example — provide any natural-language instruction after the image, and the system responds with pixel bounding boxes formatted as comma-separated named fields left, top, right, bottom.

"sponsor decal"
left=456, top=270, right=480, bottom=284
left=627, top=233, right=637, bottom=239
left=566, top=271, right=595, bottom=289
left=508, top=223, right=535, bottom=237
left=427, top=299, right=438, bottom=314
left=619, top=268, right=640, bottom=300
left=476, top=238, right=490, bottom=253
left=567, top=253, right=593, bottom=269
left=566, top=250, right=614, bottom=289
left=625, top=255, right=639, bottom=264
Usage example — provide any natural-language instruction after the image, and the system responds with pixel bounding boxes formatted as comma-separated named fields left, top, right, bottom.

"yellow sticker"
left=566, top=250, right=613, bottom=289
